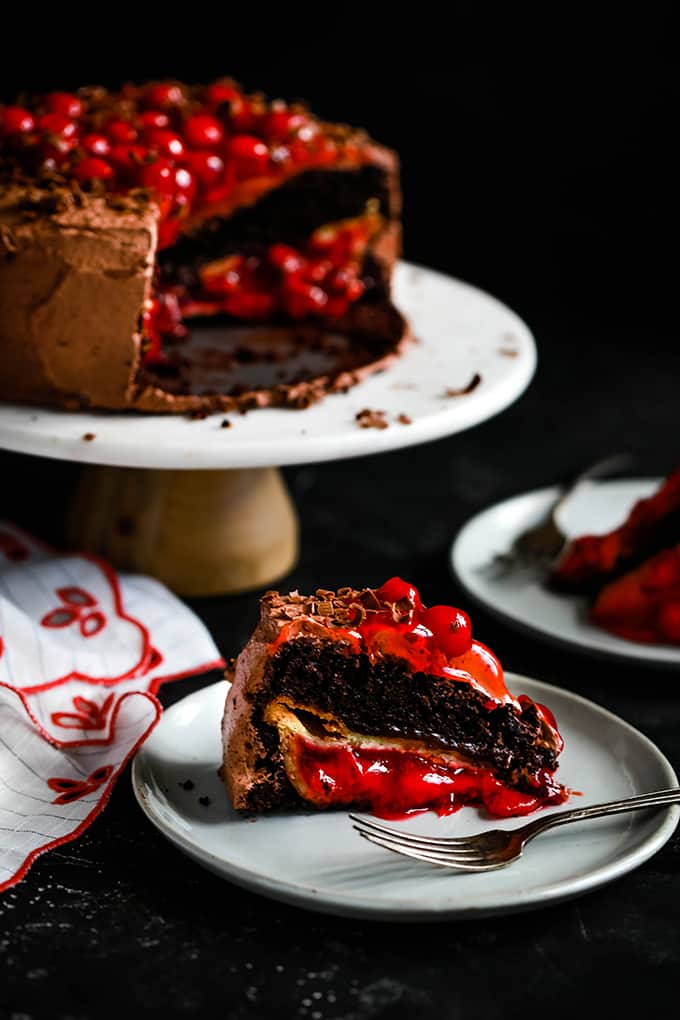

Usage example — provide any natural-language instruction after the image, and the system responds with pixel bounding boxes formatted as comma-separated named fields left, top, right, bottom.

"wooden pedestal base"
left=67, top=465, right=299, bottom=597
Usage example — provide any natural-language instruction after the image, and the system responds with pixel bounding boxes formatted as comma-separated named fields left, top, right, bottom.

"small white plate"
left=451, top=478, right=680, bottom=667
left=132, top=677, right=678, bottom=920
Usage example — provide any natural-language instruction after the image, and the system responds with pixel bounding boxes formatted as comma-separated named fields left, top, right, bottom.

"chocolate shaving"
left=0, top=226, right=18, bottom=254
left=355, top=408, right=389, bottom=430
left=359, top=589, right=382, bottom=610
left=391, top=595, right=415, bottom=624
left=446, top=373, right=482, bottom=397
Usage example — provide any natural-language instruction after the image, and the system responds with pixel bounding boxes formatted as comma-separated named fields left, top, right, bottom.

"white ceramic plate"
left=0, top=262, right=535, bottom=469
left=132, top=677, right=678, bottom=920
left=451, top=478, right=680, bottom=666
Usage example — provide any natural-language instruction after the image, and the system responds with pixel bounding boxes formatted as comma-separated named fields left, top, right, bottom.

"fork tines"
left=349, top=814, right=509, bottom=871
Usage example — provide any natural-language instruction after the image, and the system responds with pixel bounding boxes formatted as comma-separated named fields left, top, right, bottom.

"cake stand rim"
left=0, top=261, right=537, bottom=470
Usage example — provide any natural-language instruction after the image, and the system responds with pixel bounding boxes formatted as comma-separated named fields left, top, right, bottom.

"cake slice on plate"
left=0, top=79, right=406, bottom=413
left=222, top=579, right=567, bottom=818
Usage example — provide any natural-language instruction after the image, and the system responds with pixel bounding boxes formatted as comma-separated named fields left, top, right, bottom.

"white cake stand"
left=0, top=262, right=536, bottom=596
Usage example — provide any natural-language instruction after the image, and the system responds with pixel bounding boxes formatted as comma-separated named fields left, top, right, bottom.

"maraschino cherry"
left=0, top=106, right=35, bottom=135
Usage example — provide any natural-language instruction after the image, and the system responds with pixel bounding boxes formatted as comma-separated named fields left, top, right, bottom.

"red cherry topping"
left=0, top=106, right=35, bottom=135
left=38, top=113, right=77, bottom=139
left=657, top=602, right=680, bottom=643
left=228, top=134, right=269, bottom=177
left=268, top=244, right=305, bottom=274
left=145, top=83, right=184, bottom=108
left=376, top=578, right=423, bottom=610
left=145, top=127, right=185, bottom=158
left=40, top=136, right=76, bottom=165
left=422, top=606, right=473, bottom=659
left=643, top=551, right=680, bottom=592
left=282, top=276, right=328, bottom=317
left=182, top=150, right=224, bottom=189
left=139, top=109, right=170, bottom=130
left=74, top=157, right=114, bottom=184
left=174, top=166, right=197, bottom=204
left=81, top=133, right=111, bottom=157
left=266, top=105, right=309, bottom=141
left=45, top=92, right=82, bottom=119
left=138, top=157, right=176, bottom=195
left=105, top=118, right=137, bottom=144
left=184, top=113, right=224, bottom=148
left=205, top=82, right=241, bottom=108
left=108, top=143, right=148, bottom=174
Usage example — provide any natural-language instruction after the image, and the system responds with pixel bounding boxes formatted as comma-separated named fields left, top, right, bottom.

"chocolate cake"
left=0, top=81, right=407, bottom=413
left=550, top=467, right=680, bottom=643
left=223, top=578, right=568, bottom=819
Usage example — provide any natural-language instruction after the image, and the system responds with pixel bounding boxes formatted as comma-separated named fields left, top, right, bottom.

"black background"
left=1, top=29, right=679, bottom=1020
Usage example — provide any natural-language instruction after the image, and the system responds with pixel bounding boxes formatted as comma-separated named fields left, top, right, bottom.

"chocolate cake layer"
left=241, top=640, right=560, bottom=813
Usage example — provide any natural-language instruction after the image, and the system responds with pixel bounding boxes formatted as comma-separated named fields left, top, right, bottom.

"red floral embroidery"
left=51, top=693, right=115, bottom=731
left=57, top=587, right=97, bottom=608
left=0, top=531, right=30, bottom=562
left=47, top=765, right=114, bottom=805
left=42, top=587, right=107, bottom=638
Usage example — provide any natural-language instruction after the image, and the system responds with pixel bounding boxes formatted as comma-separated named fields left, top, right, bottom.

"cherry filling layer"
left=141, top=211, right=382, bottom=365
left=288, top=734, right=568, bottom=820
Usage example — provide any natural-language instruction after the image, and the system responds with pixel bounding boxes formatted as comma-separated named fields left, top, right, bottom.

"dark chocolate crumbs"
left=82, top=433, right=96, bottom=441
left=220, top=419, right=232, bottom=428
left=179, top=780, right=194, bottom=791
left=199, top=796, right=211, bottom=807
left=397, top=413, right=412, bottom=425
left=446, top=373, right=482, bottom=397
left=355, top=408, right=389, bottom=430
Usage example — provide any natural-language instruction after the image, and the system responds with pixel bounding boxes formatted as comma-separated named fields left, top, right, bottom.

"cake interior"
left=245, top=637, right=566, bottom=819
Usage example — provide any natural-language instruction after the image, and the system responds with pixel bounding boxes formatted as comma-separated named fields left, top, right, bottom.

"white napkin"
left=0, top=521, right=224, bottom=891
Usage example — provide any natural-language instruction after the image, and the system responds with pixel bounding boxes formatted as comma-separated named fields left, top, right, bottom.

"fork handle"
left=524, top=788, right=680, bottom=841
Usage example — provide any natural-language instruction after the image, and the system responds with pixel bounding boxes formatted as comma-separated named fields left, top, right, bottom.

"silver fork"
left=498, top=452, right=633, bottom=569
left=350, top=788, right=680, bottom=871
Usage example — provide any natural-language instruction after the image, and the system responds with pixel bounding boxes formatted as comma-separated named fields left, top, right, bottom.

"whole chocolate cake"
left=222, top=578, right=568, bottom=819
left=0, top=81, right=407, bottom=413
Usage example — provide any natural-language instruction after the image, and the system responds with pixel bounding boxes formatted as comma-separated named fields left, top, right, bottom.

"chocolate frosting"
left=0, top=84, right=405, bottom=414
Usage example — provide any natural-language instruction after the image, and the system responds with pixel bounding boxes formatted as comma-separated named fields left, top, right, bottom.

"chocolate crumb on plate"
left=446, top=372, right=482, bottom=397
left=355, top=408, right=389, bottom=430
left=220, top=419, right=232, bottom=429
left=179, top=779, right=194, bottom=791
left=199, top=796, right=211, bottom=807
left=397, top=413, right=412, bottom=425
left=82, top=432, right=96, bottom=441
left=498, top=347, right=519, bottom=357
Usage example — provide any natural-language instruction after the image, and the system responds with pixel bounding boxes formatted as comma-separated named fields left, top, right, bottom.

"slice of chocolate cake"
left=223, top=579, right=568, bottom=819
left=0, top=80, right=407, bottom=413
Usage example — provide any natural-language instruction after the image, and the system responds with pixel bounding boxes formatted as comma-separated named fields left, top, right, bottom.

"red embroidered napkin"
left=0, top=522, right=224, bottom=891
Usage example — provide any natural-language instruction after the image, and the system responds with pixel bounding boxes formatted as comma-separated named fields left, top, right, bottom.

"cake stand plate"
left=0, top=263, right=536, bottom=595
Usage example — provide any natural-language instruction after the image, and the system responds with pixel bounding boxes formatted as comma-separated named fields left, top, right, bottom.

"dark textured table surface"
left=1, top=313, right=679, bottom=1019
left=1, top=34, right=678, bottom=1017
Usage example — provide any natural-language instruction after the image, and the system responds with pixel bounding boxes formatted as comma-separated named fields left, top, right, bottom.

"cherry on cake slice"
left=0, top=80, right=406, bottom=413
left=222, top=579, right=568, bottom=819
